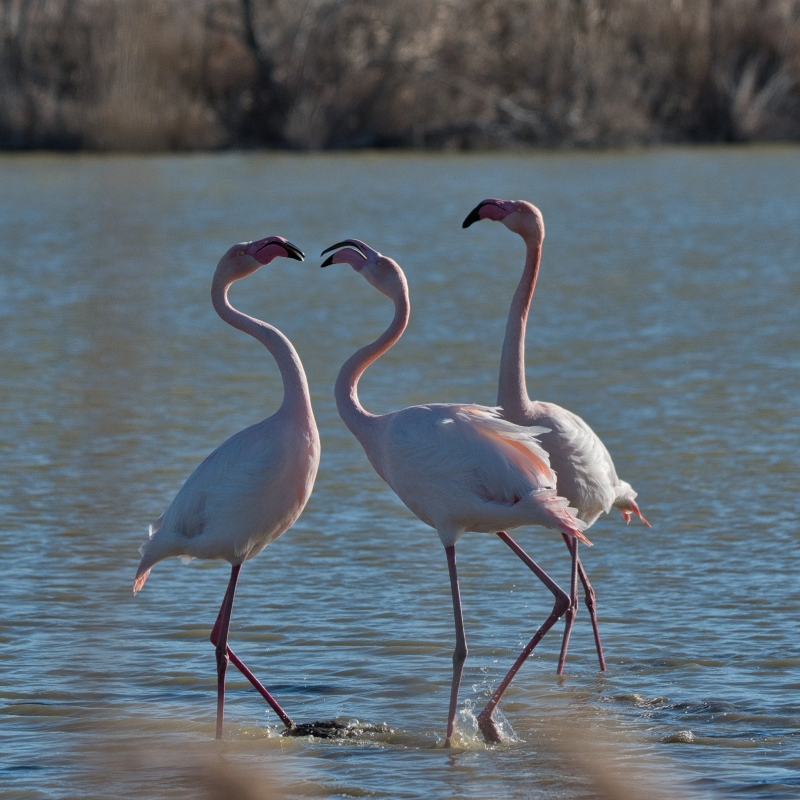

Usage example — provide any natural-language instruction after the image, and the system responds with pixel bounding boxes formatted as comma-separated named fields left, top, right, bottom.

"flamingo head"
left=320, top=239, right=406, bottom=299
left=613, top=482, right=651, bottom=527
left=217, top=236, right=304, bottom=281
left=618, top=499, right=651, bottom=527
left=462, top=198, right=544, bottom=242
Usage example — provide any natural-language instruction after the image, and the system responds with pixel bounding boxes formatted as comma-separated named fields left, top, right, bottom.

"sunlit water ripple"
left=0, top=148, right=798, bottom=799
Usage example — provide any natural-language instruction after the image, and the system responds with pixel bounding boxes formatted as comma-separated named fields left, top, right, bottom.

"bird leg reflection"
left=477, top=532, right=570, bottom=743
left=209, top=566, right=295, bottom=732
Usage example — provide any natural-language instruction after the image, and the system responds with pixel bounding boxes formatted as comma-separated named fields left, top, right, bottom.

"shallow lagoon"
left=0, top=147, right=798, bottom=799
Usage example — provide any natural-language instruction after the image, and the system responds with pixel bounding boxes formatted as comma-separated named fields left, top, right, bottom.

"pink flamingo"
left=321, top=238, right=589, bottom=745
left=133, top=236, right=320, bottom=739
left=463, top=199, right=650, bottom=674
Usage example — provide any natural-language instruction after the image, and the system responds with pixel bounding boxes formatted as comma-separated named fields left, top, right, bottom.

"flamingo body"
left=132, top=235, right=319, bottom=738
left=322, top=239, right=586, bottom=745
left=135, top=411, right=318, bottom=582
left=523, top=401, right=636, bottom=526
left=373, top=403, right=588, bottom=547
left=464, top=198, right=650, bottom=674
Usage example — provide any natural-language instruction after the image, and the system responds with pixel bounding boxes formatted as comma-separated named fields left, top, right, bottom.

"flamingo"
left=321, top=238, right=589, bottom=745
left=133, top=236, right=320, bottom=740
left=463, top=199, right=650, bottom=674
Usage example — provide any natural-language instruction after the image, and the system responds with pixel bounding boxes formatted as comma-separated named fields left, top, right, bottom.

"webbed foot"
left=477, top=710, right=503, bottom=744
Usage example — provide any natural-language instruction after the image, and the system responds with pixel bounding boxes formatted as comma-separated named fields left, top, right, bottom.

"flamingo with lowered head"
left=133, top=236, right=320, bottom=739
left=463, top=199, right=650, bottom=674
left=321, top=238, right=588, bottom=745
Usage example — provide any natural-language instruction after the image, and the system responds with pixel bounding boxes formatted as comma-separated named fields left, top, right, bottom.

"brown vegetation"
left=2, top=0, right=800, bottom=150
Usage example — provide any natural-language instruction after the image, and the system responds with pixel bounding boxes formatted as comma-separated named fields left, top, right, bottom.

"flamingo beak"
left=631, top=501, right=651, bottom=527
left=320, top=240, right=368, bottom=267
left=462, top=200, right=508, bottom=228
left=280, top=241, right=305, bottom=261
left=462, top=202, right=488, bottom=228
left=620, top=501, right=651, bottom=527
left=251, top=239, right=305, bottom=263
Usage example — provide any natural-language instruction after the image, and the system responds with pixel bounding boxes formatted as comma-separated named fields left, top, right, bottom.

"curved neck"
left=335, top=280, right=410, bottom=438
left=211, top=274, right=312, bottom=420
left=497, top=237, right=542, bottom=417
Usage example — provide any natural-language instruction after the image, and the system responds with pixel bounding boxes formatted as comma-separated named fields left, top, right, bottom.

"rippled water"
left=1, top=148, right=798, bottom=799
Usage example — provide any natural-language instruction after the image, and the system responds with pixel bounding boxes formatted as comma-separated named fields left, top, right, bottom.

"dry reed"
left=88, top=707, right=697, bottom=800
left=2, top=0, right=799, bottom=150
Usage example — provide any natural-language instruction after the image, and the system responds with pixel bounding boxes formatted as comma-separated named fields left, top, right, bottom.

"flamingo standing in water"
left=321, top=238, right=588, bottom=745
left=463, top=199, right=650, bottom=674
left=133, top=236, right=320, bottom=739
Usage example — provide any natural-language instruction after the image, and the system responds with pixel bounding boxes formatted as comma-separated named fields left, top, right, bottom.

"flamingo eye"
left=238, top=250, right=245, bottom=256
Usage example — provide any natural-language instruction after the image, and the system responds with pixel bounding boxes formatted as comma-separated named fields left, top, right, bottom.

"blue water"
left=0, top=148, right=798, bottom=799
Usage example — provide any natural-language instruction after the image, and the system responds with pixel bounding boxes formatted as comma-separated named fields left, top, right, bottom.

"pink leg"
left=212, top=564, right=240, bottom=739
left=225, top=650, right=295, bottom=729
left=556, top=538, right=579, bottom=674
left=578, top=557, right=607, bottom=671
left=209, top=570, right=295, bottom=731
left=477, top=532, right=570, bottom=743
left=444, top=545, right=468, bottom=747
left=559, top=534, right=607, bottom=672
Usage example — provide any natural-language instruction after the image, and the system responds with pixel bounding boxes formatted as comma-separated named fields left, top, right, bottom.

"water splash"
left=443, top=700, right=522, bottom=749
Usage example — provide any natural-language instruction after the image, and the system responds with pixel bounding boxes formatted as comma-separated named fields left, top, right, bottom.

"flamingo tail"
left=531, top=489, right=593, bottom=546
left=132, top=568, right=150, bottom=595
left=132, top=516, right=180, bottom=595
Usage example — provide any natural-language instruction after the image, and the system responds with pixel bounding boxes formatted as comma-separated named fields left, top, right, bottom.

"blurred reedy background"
left=2, top=0, right=800, bottom=151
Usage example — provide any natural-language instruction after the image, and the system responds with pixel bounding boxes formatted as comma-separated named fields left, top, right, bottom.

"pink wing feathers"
left=382, top=404, right=590, bottom=544
left=451, top=406, right=591, bottom=544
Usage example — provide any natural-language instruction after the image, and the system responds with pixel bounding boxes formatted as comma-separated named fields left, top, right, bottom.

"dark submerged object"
left=283, top=719, right=392, bottom=739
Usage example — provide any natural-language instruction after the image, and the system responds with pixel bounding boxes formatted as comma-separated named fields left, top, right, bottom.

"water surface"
left=0, top=148, right=798, bottom=799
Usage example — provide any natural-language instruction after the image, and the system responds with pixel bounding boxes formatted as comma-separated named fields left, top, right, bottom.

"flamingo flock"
left=133, top=201, right=649, bottom=745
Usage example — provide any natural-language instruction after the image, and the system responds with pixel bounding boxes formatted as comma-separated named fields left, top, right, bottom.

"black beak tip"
left=462, top=206, right=483, bottom=228
left=321, top=240, right=360, bottom=258
left=320, top=255, right=334, bottom=268
left=282, top=241, right=305, bottom=261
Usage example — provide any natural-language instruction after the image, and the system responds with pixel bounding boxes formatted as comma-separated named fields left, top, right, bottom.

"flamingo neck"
left=334, top=278, right=410, bottom=439
left=211, top=274, right=313, bottom=421
left=497, top=237, right=541, bottom=419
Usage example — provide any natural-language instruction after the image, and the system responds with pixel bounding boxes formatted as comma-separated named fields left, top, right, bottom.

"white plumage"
left=528, top=401, right=621, bottom=525
left=137, top=415, right=318, bottom=575
left=376, top=403, right=589, bottom=546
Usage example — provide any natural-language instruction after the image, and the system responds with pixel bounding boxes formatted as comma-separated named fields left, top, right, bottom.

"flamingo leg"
left=444, top=545, right=468, bottom=747
left=212, top=564, right=240, bottom=739
left=477, top=532, right=570, bottom=743
left=556, top=538, right=579, bottom=675
left=558, top=534, right=607, bottom=672
left=579, top=560, right=607, bottom=671
left=209, top=569, right=295, bottom=731
left=209, top=570, right=236, bottom=645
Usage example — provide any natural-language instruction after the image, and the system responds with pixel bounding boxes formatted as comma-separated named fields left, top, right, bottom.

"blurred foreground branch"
left=2, top=0, right=800, bottom=150
left=88, top=706, right=699, bottom=800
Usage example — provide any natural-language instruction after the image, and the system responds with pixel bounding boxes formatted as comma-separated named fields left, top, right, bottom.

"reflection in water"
left=0, top=148, right=798, bottom=799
